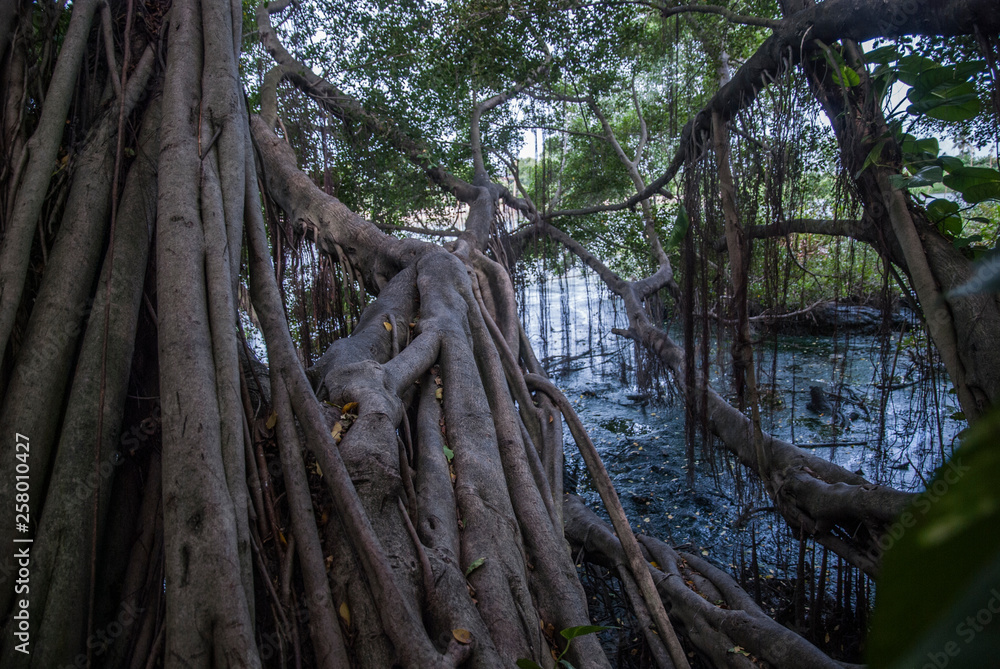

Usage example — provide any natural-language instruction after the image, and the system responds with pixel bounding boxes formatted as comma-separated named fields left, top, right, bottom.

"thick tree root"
left=564, top=494, right=861, bottom=669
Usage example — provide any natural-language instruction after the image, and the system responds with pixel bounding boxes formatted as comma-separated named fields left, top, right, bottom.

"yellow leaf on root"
left=339, top=601, right=351, bottom=627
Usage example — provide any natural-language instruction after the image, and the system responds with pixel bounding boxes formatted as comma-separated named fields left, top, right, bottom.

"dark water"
left=520, top=268, right=963, bottom=576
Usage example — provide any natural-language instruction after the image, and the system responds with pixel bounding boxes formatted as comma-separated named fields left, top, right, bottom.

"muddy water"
left=519, top=267, right=963, bottom=576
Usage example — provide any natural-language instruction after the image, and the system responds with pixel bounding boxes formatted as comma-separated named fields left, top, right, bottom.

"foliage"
left=860, top=47, right=998, bottom=252
left=516, top=625, right=615, bottom=669
left=876, top=34, right=999, bottom=149
left=868, top=406, right=1000, bottom=668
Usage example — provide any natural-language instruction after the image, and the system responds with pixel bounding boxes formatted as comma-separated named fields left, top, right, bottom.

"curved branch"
left=471, top=50, right=552, bottom=179
left=564, top=495, right=850, bottom=669
left=256, top=1, right=479, bottom=202
left=256, top=2, right=545, bottom=254
left=250, top=115, right=428, bottom=291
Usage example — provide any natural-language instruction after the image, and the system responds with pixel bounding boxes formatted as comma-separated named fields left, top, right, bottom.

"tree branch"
left=256, top=1, right=480, bottom=202
left=376, top=222, right=461, bottom=237
left=471, top=48, right=552, bottom=179
left=548, top=0, right=1000, bottom=219
left=513, top=123, right=605, bottom=141
left=713, top=218, right=875, bottom=251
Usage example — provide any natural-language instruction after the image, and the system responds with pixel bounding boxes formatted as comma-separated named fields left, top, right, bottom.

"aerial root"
left=525, top=374, right=691, bottom=669
left=564, top=495, right=855, bottom=669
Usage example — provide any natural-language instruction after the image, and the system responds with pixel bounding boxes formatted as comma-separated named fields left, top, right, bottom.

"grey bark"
left=0, top=95, right=160, bottom=668
left=156, top=0, right=259, bottom=663
left=564, top=494, right=858, bottom=669
left=0, top=46, right=154, bottom=620
left=0, top=0, right=100, bottom=358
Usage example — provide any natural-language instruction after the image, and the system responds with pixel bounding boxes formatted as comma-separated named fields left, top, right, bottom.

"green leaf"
left=516, top=660, right=544, bottom=669
left=900, top=136, right=939, bottom=159
left=464, top=557, right=486, bottom=576
left=560, top=625, right=614, bottom=640
left=903, top=61, right=983, bottom=121
left=896, top=55, right=938, bottom=86
left=941, top=215, right=963, bottom=237
left=868, top=407, right=1000, bottom=668
left=443, top=444, right=454, bottom=462
left=666, top=205, right=690, bottom=251
left=891, top=166, right=943, bottom=191
left=937, top=155, right=965, bottom=173
left=953, top=60, right=987, bottom=81
left=926, top=198, right=962, bottom=236
left=912, top=65, right=962, bottom=93
left=889, top=174, right=909, bottom=190
left=832, top=64, right=860, bottom=88
left=907, top=94, right=981, bottom=122
left=943, top=167, right=1000, bottom=204
left=953, top=234, right=984, bottom=250
left=926, top=198, right=959, bottom=222
left=864, top=45, right=900, bottom=65
left=907, top=165, right=943, bottom=188
left=858, top=138, right=886, bottom=176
